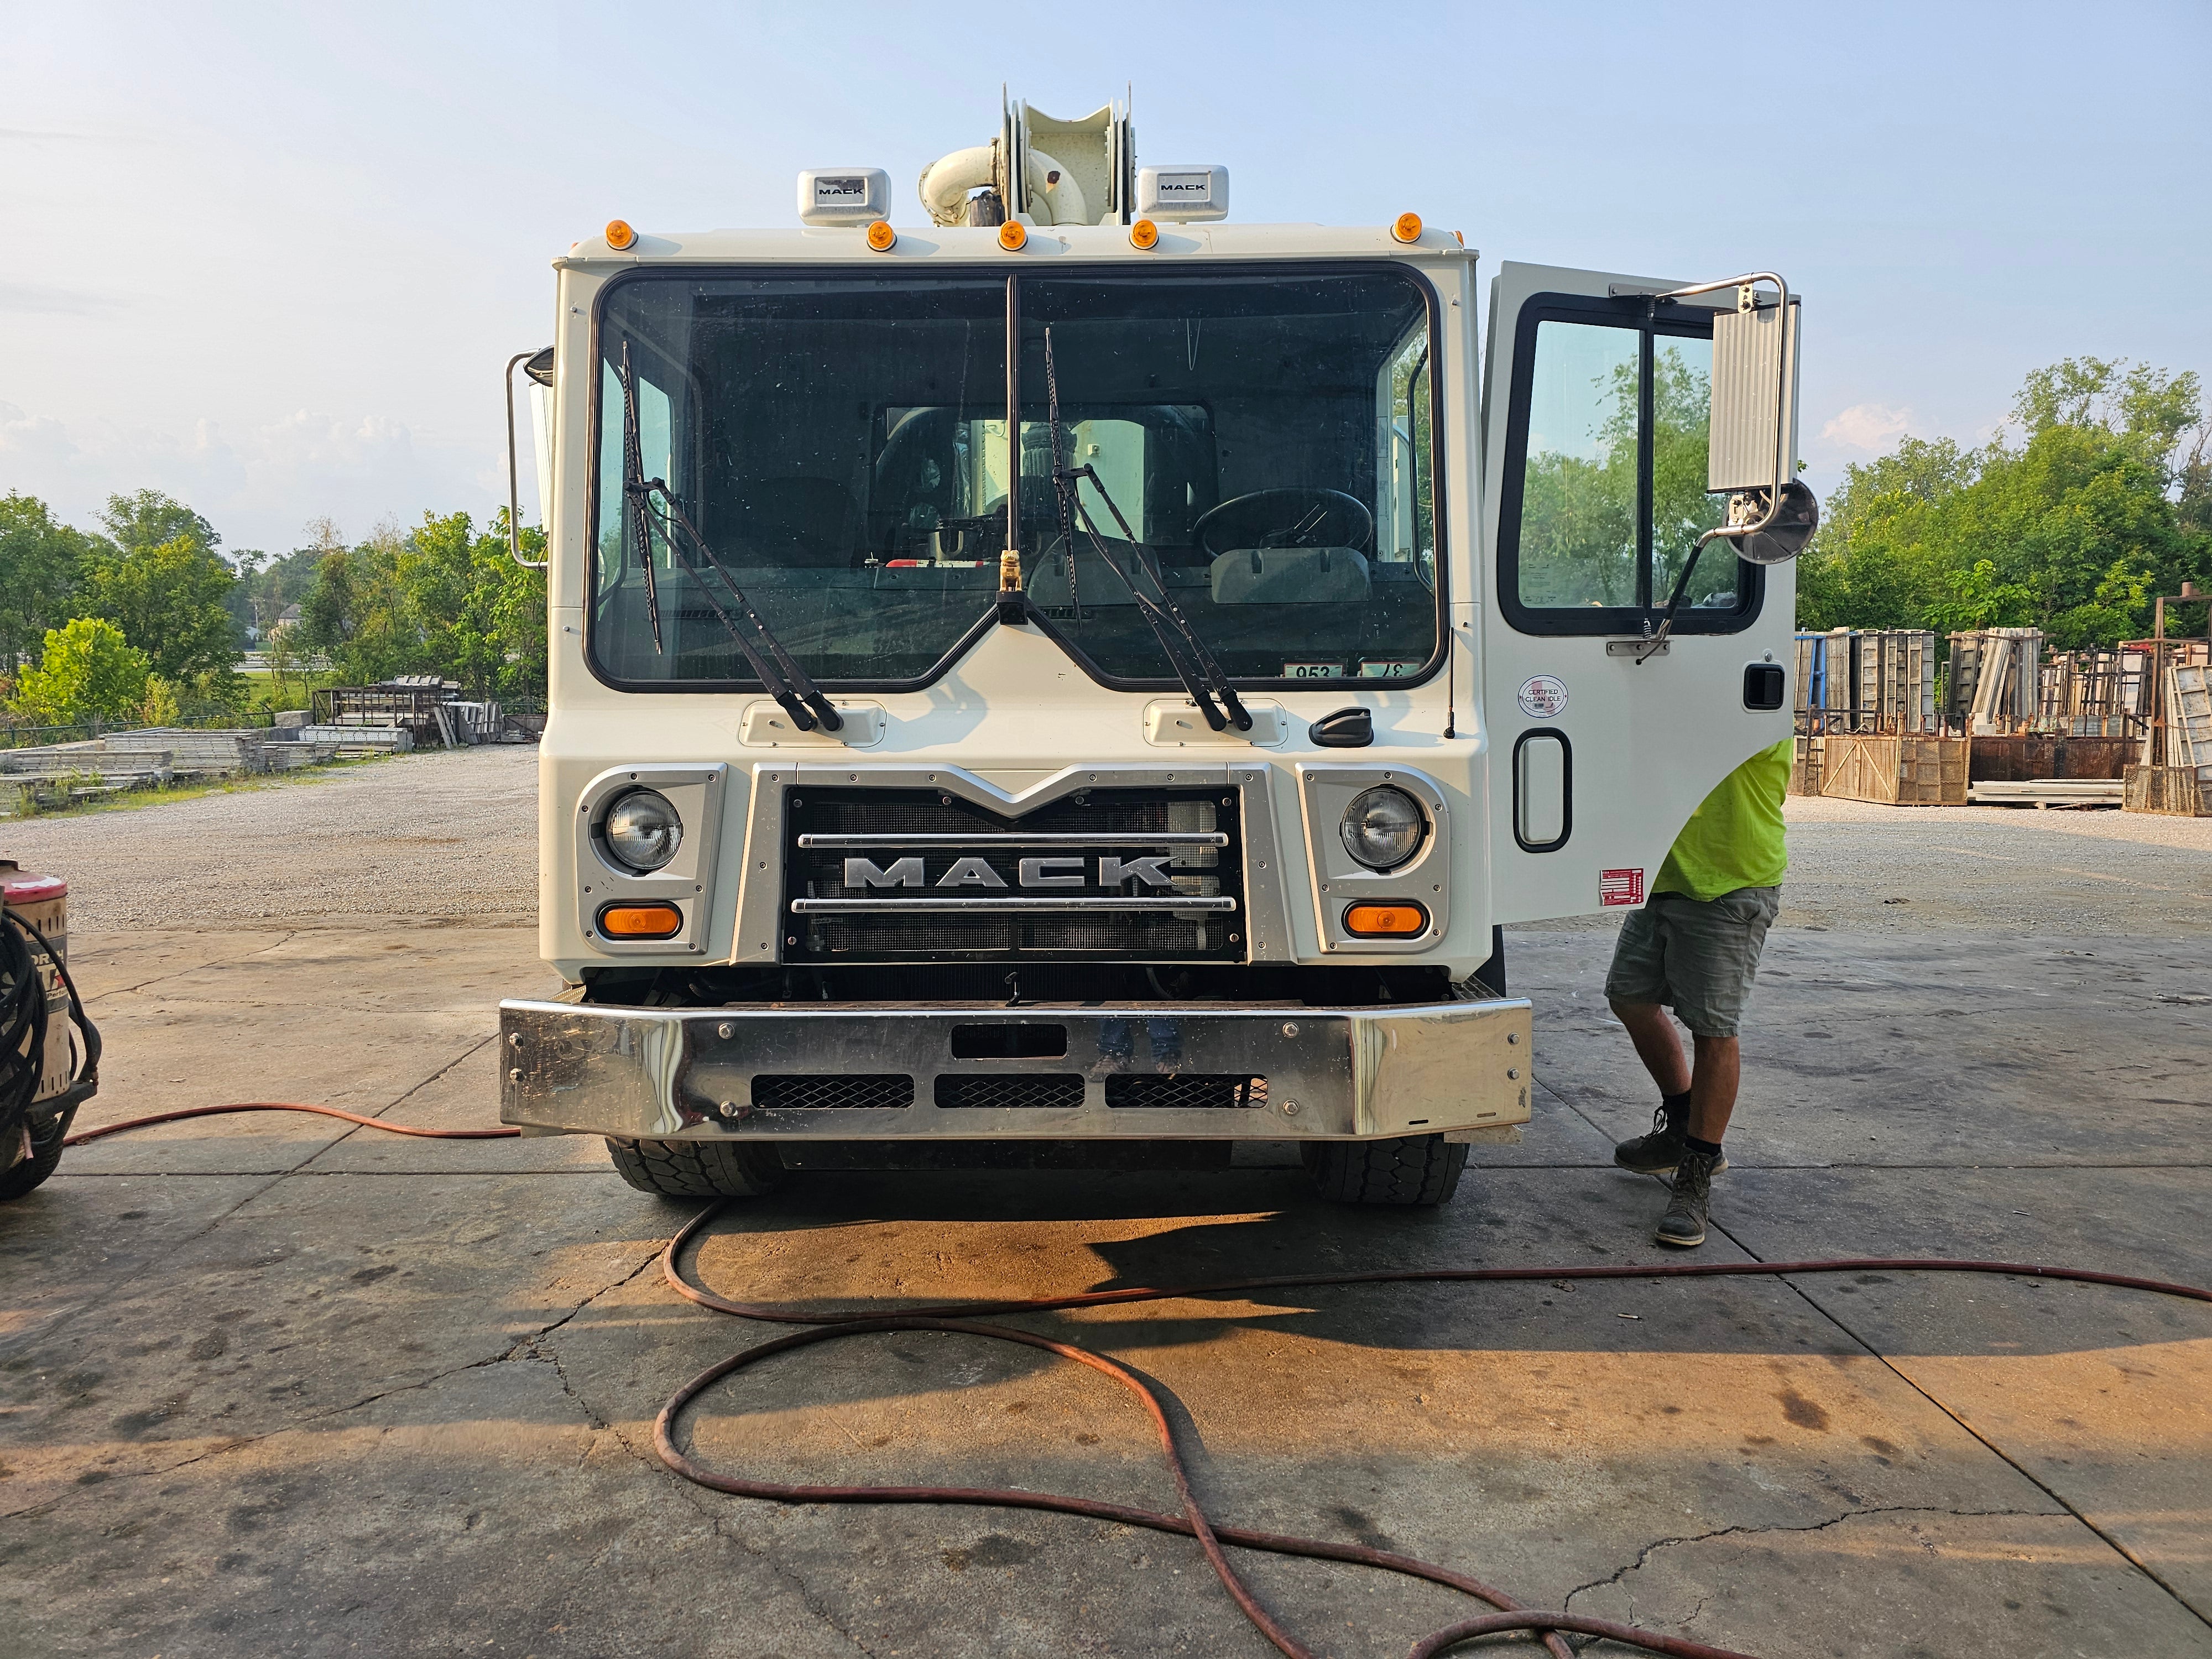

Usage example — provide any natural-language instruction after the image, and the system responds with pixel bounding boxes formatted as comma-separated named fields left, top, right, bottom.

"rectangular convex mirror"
left=1708, top=293, right=1801, bottom=494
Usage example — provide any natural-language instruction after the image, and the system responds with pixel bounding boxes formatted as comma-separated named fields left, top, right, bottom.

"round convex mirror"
left=1735, top=479, right=1820, bottom=565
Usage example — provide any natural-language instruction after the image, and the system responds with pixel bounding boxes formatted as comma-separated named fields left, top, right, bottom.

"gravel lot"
left=3, top=747, right=539, bottom=930
left=7, top=745, right=2202, bottom=938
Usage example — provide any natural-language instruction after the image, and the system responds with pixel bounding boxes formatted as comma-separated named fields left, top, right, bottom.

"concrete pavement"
left=3, top=914, right=2206, bottom=1657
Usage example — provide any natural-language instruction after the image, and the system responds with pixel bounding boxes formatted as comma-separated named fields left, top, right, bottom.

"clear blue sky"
left=3, top=0, right=2207, bottom=555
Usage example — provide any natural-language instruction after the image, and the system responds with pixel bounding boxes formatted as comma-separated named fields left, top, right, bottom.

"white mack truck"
left=497, top=96, right=1813, bottom=1205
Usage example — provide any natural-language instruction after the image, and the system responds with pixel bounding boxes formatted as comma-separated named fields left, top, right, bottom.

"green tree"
left=100, top=489, right=221, bottom=559
left=0, top=493, right=96, bottom=671
left=81, top=531, right=243, bottom=683
left=9, top=618, right=151, bottom=725
left=1798, top=358, right=2211, bottom=647
left=299, top=512, right=546, bottom=696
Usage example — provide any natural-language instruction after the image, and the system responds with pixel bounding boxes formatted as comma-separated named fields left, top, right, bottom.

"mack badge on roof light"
left=1136, top=165, right=1229, bottom=223
left=796, top=168, right=891, bottom=226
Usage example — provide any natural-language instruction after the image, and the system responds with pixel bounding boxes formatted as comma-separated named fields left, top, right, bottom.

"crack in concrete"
left=80, top=930, right=302, bottom=1000
left=1, top=1241, right=672, bottom=1510
left=1559, top=1503, right=2049, bottom=1614
left=1716, top=1220, right=2212, bottom=1636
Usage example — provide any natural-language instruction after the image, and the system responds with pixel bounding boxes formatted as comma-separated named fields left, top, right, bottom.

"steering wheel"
left=1192, top=488, right=1374, bottom=560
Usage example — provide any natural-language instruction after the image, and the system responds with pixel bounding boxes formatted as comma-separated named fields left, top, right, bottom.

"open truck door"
left=1478, top=262, right=1809, bottom=923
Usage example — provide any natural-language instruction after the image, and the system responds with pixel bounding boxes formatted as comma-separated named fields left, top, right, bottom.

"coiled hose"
left=51, top=1100, right=2212, bottom=1658
left=2, top=907, right=101, bottom=1154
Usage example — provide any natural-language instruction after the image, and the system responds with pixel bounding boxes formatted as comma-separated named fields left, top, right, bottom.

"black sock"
left=1684, top=1133, right=1723, bottom=1159
left=1661, top=1089, right=1692, bottom=1129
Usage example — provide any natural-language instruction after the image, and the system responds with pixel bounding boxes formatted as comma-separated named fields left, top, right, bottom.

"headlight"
left=1339, top=786, right=1425, bottom=870
left=603, top=789, right=682, bottom=873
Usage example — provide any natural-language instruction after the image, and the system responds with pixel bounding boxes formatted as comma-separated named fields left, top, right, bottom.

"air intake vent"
left=751, top=1074, right=914, bottom=1112
left=1104, top=1074, right=1268, bottom=1110
left=934, top=1074, right=1086, bottom=1110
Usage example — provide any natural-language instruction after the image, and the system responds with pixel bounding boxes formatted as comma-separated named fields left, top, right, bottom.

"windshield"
left=589, top=267, right=1441, bottom=688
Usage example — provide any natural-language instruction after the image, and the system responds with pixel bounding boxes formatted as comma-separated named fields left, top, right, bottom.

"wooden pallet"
left=1813, top=734, right=1969, bottom=805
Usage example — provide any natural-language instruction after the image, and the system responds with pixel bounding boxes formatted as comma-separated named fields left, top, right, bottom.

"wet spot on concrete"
left=966, top=1535, right=1038, bottom=1568
left=1332, top=1505, right=1399, bottom=1552
left=350, top=1265, right=398, bottom=1285
left=1777, top=1390, right=1830, bottom=1432
left=1861, top=1436, right=1901, bottom=1457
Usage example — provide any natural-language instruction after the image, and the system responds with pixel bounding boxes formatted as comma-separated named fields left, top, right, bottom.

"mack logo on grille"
left=843, top=855, right=1174, bottom=890
left=786, top=786, right=1244, bottom=963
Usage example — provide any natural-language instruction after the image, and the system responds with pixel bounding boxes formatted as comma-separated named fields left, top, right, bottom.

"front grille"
left=785, top=787, right=1244, bottom=964
left=1105, top=1074, right=1269, bottom=1110
left=751, top=1074, right=915, bottom=1111
left=934, top=1073, right=1087, bottom=1110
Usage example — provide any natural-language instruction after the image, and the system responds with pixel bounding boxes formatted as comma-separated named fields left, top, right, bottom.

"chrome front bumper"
left=498, top=997, right=1533, bottom=1141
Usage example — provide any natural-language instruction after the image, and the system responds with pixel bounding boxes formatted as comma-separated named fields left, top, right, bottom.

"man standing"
left=1604, top=737, right=1792, bottom=1248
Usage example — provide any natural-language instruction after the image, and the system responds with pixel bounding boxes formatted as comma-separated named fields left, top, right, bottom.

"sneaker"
left=1655, top=1149, right=1720, bottom=1248
left=1613, top=1107, right=1727, bottom=1176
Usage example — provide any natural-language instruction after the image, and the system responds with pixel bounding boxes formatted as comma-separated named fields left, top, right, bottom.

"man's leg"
left=1604, top=908, right=1699, bottom=1175
left=1687, top=1033, right=1740, bottom=1142
left=1610, top=998, right=1690, bottom=1095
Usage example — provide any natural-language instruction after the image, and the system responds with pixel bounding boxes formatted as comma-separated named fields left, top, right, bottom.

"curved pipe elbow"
left=917, top=145, right=998, bottom=227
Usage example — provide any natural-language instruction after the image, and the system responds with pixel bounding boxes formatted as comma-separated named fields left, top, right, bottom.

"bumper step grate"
left=1105, top=1074, right=1269, bottom=1110
left=751, top=1074, right=915, bottom=1112
left=934, top=1073, right=1086, bottom=1110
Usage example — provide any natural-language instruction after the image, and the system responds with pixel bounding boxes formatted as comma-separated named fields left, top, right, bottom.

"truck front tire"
left=605, top=1136, right=785, bottom=1198
left=1301, top=1134, right=1467, bottom=1206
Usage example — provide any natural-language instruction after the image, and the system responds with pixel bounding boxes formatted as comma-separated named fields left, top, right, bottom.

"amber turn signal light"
left=605, top=219, right=637, bottom=251
left=1391, top=211, right=1423, bottom=244
left=1343, top=901, right=1429, bottom=937
left=1128, top=217, right=1159, bottom=249
left=865, top=220, right=897, bottom=251
left=597, top=902, right=681, bottom=940
left=998, top=219, right=1029, bottom=251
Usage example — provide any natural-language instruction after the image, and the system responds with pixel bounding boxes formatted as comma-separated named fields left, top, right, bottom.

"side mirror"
left=504, top=348, right=555, bottom=572
left=1631, top=272, right=1816, bottom=660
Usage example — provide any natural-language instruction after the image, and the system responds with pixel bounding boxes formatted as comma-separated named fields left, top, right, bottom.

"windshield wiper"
left=616, top=346, right=843, bottom=733
left=1040, top=328, right=1251, bottom=732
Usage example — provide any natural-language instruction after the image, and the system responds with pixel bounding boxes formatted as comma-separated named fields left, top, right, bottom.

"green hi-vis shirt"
left=1653, top=738, right=1793, bottom=901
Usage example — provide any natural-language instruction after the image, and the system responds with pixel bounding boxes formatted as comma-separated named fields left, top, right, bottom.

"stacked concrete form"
left=2126, top=660, right=2212, bottom=815
left=1945, top=628, right=2043, bottom=735
left=1794, top=630, right=1938, bottom=734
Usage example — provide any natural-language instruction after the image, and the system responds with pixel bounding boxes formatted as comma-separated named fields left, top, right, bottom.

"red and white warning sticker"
left=1599, top=868, right=1645, bottom=907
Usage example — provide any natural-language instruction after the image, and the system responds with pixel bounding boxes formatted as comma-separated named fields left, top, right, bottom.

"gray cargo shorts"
left=1603, top=885, right=1781, bottom=1038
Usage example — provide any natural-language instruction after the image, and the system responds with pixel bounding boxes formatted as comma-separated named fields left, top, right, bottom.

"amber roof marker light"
left=1128, top=217, right=1160, bottom=250
left=998, top=219, right=1029, bottom=252
left=1391, top=212, right=1423, bottom=244
left=865, top=220, right=897, bottom=252
left=604, top=219, right=637, bottom=251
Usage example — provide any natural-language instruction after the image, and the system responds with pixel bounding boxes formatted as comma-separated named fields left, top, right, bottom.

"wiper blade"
left=617, top=346, right=664, bottom=653
left=616, top=347, right=843, bottom=733
left=1041, top=328, right=1251, bottom=733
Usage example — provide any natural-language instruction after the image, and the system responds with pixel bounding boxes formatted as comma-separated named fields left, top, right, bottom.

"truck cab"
left=497, top=97, right=1804, bottom=1204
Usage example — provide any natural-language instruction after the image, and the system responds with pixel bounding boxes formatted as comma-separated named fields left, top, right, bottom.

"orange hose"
left=64, top=1101, right=520, bottom=1145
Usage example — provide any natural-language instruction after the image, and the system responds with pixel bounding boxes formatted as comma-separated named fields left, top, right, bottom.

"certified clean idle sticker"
left=1516, top=675, right=1568, bottom=718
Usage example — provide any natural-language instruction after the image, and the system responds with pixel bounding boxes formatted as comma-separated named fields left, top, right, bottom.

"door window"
left=1498, top=295, right=1760, bottom=635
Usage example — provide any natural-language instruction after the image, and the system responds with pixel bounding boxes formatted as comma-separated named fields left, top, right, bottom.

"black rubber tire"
left=1301, top=1134, right=1467, bottom=1206
left=0, top=1107, right=74, bottom=1203
left=606, top=1136, right=786, bottom=1198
